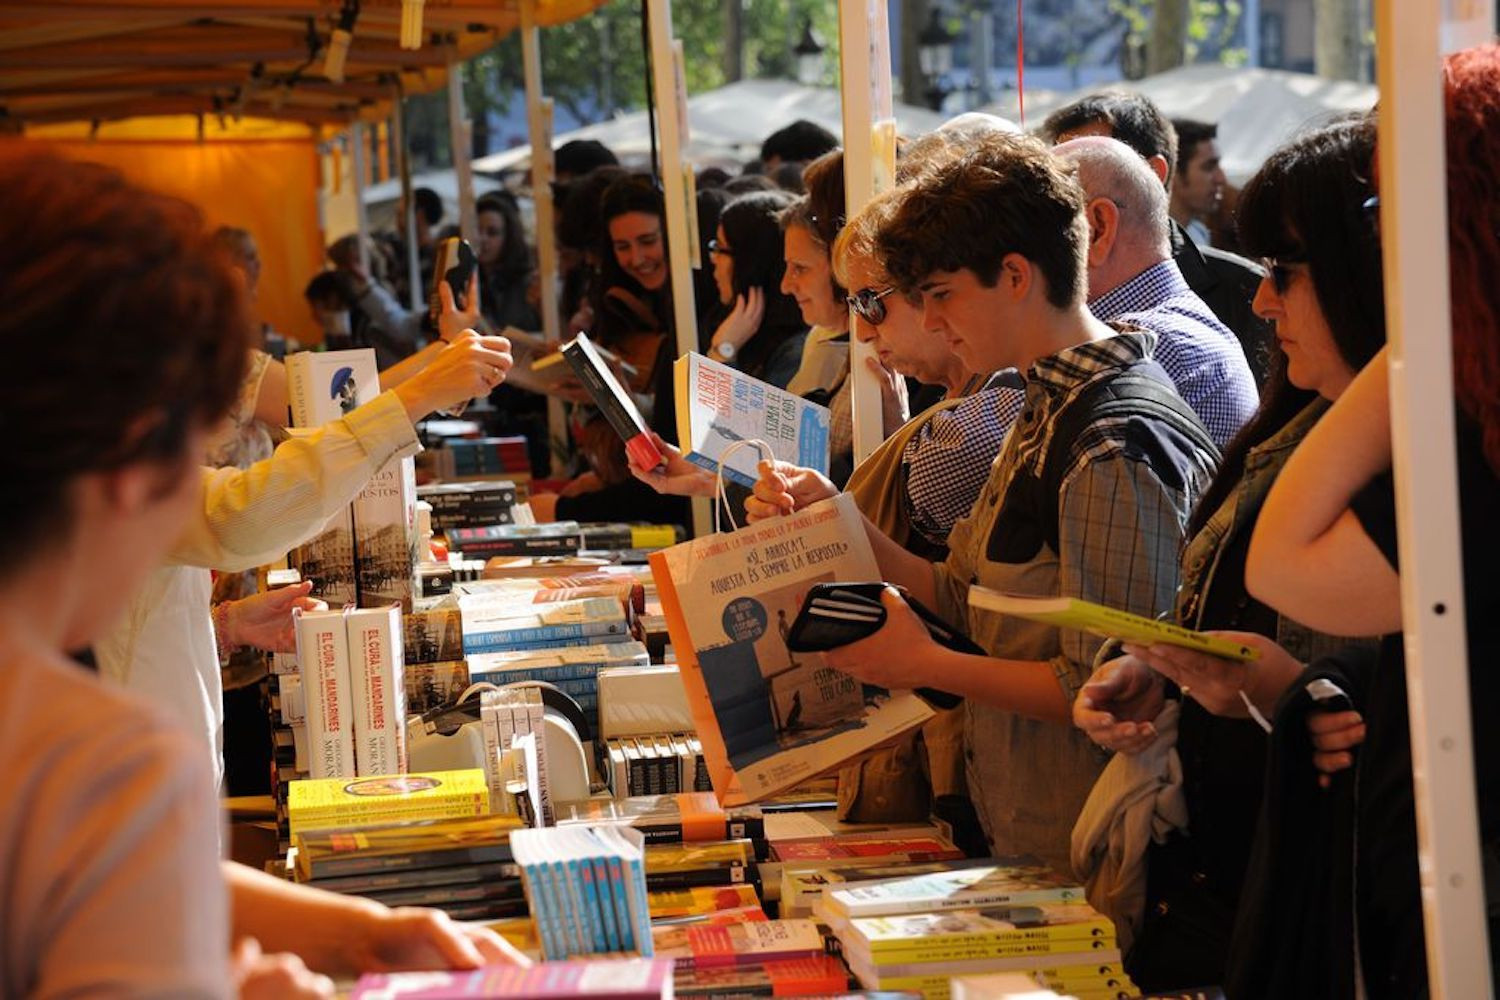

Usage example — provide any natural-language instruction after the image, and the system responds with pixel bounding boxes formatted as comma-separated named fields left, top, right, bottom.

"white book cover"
left=279, top=673, right=306, bottom=725
left=674, top=352, right=830, bottom=488
left=596, top=664, right=695, bottom=738
left=479, top=690, right=510, bottom=814
left=294, top=607, right=356, bottom=779
left=346, top=605, right=409, bottom=777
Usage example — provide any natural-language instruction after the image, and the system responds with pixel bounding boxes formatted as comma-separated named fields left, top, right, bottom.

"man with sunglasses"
left=1054, top=136, right=1259, bottom=448
left=748, top=132, right=1219, bottom=875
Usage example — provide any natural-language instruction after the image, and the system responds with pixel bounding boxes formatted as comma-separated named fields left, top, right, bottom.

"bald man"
left=1054, top=136, right=1258, bottom=447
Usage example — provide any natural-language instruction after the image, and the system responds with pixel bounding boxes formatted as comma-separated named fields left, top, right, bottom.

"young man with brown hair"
left=748, top=132, right=1219, bottom=874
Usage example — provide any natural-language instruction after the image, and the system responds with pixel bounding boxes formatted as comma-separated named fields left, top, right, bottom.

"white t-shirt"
left=0, top=637, right=229, bottom=997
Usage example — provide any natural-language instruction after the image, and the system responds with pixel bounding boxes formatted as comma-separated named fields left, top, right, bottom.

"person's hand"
left=559, top=471, right=604, bottom=498
left=233, top=937, right=335, bottom=1000
left=343, top=906, right=531, bottom=973
left=222, top=581, right=325, bottom=654
left=528, top=493, right=560, bottom=522
left=566, top=301, right=594, bottom=339
left=392, top=331, right=513, bottom=422
left=746, top=459, right=837, bottom=521
left=1121, top=631, right=1304, bottom=720
left=437, top=272, right=482, bottom=343
left=1308, top=708, right=1365, bottom=788
left=630, top=432, right=717, bottom=498
left=1073, top=654, right=1165, bottom=755
left=870, top=355, right=909, bottom=435
left=822, top=587, right=940, bottom=691
left=711, top=288, right=765, bottom=356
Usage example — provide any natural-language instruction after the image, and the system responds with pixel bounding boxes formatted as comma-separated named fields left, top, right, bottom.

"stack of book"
left=510, top=825, right=653, bottom=960
left=457, top=595, right=635, bottom=658
left=652, top=918, right=850, bottom=998
left=813, top=861, right=1131, bottom=1000
left=442, top=436, right=532, bottom=478
left=578, top=523, right=684, bottom=563
left=351, top=958, right=675, bottom=999
left=646, top=883, right=765, bottom=925
left=469, top=641, right=649, bottom=728
left=286, top=768, right=488, bottom=839
left=448, top=522, right=585, bottom=560
left=295, top=604, right=408, bottom=780
left=554, top=794, right=765, bottom=849
left=292, top=814, right=526, bottom=923
left=418, top=480, right=519, bottom=533
left=266, top=667, right=307, bottom=851
left=643, top=839, right=759, bottom=893
left=601, top=733, right=713, bottom=797
left=952, top=969, right=1140, bottom=999
left=762, top=824, right=966, bottom=907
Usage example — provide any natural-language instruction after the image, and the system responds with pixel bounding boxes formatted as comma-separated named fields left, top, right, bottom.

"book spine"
left=296, top=609, right=356, bottom=780
left=462, top=620, right=626, bottom=647
left=525, top=690, right=552, bottom=826
left=467, top=663, right=603, bottom=685
left=464, top=632, right=630, bottom=654
left=307, top=844, right=514, bottom=880
left=347, top=606, right=408, bottom=777
left=292, top=796, right=487, bottom=833
left=860, top=929, right=1117, bottom=964
left=480, top=694, right=508, bottom=815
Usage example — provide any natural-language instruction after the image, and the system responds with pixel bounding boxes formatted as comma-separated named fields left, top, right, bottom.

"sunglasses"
left=707, top=238, right=733, bottom=257
left=847, top=286, right=896, bottom=325
left=1261, top=254, right=1309, bottom=295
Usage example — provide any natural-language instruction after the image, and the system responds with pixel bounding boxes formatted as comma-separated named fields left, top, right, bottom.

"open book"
left=967, top=588, right=1261, bottom=662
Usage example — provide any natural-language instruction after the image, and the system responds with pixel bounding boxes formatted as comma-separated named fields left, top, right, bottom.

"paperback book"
left=554, top=793, right=765, bottom=846
left=294, top=814, right=522, bottom=880
left=350, top=958, right=674, bottom=999
left=347, top=604, right=409, bottom=778
left=672, top=956, right=850, bottom=998
left=294, top=607, right=356, bottom=780
left=841, top=903, right=1117, bottom=965
left=673, top=352, right=830, bottom=488
left=817, top=856, right=1086, bottom=921
left=459, top=596, right=631, bottom=653
left=511, top=825, right=653, bottom=960
left=651, top=918, right=827, bottom=969
left=561, top=331, right=664, bottom=472
left=287, top=769, right=488, bottom=839
left=447, top=522, right=585, bottom=559
left=650, top=493, right=935, bottom=805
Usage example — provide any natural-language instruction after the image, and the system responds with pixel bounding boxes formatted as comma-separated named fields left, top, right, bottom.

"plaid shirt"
left=1090, top=259, right=1259, bottom=448
left=930, top=330, right=1218, bottom=872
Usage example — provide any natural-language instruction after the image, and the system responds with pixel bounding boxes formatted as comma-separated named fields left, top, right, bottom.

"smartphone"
left=430, top=236, right=478, bottom=326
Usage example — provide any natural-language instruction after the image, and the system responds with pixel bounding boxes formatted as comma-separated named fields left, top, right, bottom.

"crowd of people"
left=2, top=38, right=1498, bottom=1000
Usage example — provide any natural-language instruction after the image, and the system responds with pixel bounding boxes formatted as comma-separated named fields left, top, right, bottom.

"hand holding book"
left=629, top=432, right=718, bottom=498
left=1119, top=630, right=1306, bottom=722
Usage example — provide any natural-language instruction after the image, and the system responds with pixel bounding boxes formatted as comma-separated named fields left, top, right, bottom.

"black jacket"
left=1171, top=221, right=1276, bottom=388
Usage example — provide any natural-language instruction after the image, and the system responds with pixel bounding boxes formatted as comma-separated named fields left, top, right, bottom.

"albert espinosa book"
left=649, top=493, right=934, bottom=805
left=967, top=587, right=1261, bottom=662
left=674, top=352, right=830, bottom=488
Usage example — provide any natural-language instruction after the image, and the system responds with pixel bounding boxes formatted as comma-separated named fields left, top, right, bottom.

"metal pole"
left=520, top=0, right=568, bottom=476
left=840, top=0, right=900, bottom=465
left=391, top=96, right=423, bottom=312
left=447, top=54, right=479, bottom=246
left=350, top=123, right=372, bottom=276
left=1375, top=1, right=1494, bottom=995
left=644, top=0, right=709, bottom=537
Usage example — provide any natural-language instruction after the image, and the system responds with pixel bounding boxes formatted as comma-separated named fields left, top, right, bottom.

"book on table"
left=815, top=855, right=1087, bottom=921
left=286, top=769, right=488, bottom=839
left=561, top=331, right=664, bottom=471
left=967, top=587, right=1261, bottom=662
left=350, top=958, right=674, bottom=999
left=673, top=351, right=830, bottom=488
left=650, top=493, right=935, bottom=806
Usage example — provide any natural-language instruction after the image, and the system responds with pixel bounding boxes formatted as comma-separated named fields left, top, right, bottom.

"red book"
left=770, top=834, right=965, bottom=863
left=674, top=955, right=849, bottom=997
left=655, top=918, right=827, bottom=969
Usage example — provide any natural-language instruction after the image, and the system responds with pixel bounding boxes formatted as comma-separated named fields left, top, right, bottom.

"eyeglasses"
left=1261, top=254, right=1309, bottom=295
left=847, top=286, right=896, bottom=325
left=707, top=238, right=733, bottom=257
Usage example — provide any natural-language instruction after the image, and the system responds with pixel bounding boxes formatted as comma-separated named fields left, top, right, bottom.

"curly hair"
left=1444, top=44, right=1500, bottom=475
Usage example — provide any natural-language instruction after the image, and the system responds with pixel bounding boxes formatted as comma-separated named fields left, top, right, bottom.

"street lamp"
left=793, top=17, right=826, bottom=86
left=918, top=7, right=956, bottom=111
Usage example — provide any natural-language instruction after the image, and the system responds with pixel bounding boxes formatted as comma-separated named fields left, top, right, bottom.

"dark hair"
left=0, top=150, right=249, bottom=569
left=554, top=139, right=618, bottom=178
left=722, top=174, right=778, bottom=197
left=1042, top=91, right=1178, bottom=188
left=304, top=269, right=348, bottom=305
left=1171, top=118, right=1218, bottom=178
left=1189, top=115, right=1384, bottom=536
left=780, top=149, right=848, bottom=302
left=760, top=119, right=839, bottom=165
left=693, top=185, right=733, bottom=325
left=593, top=174, right=670, bottom=339
left=770, top=161, right=807, bottom=194
left=413, top=187, right=443, bottom=227
left=476, top=192, right=533, bottom=285
left=717, top=190, right=806, bottom=378
left=876, top=132, right=1089, bottom=308
left=556, top=165, right=628, bottom=253
left=696, top=166, right=731, bottom=189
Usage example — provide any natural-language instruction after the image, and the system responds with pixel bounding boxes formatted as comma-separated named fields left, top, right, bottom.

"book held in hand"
left=561, top=331, right=664, bottom=472
left=967, top=587, right=1261, bottom=662
left=674, top=352, right=830, bottom=487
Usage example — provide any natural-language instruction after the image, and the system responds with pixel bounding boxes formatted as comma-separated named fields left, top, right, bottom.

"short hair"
left=554, top=139, right=618, bottom=177
left=875, top=132, right=1089, bottom=308
left=0, top=149, right=249, bottom=569
left=1171, top=118, right=1218, bottom=177
left=556, top=165, right=628, bottom=252
left=475, top=192, right=533, bottom=284
left=413, top=186, right=443, bottom=226
left=722, top=174, right=778, bottom=197
left=696, top=166, right=731, bottom=189
left=1041, top=90, right=1178, bottom=187
left=1052, top=136, right=1171, bottom=256
left=304, top=269, right=348, bottom=305
left=760, top=119, right=839, bottom=165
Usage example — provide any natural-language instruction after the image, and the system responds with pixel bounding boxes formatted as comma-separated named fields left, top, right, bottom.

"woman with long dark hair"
left=707, top=189, right=808, bottom=389
left=474, top=192, right=539, bottom=332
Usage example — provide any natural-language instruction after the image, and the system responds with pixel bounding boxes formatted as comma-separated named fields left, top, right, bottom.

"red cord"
left=1016, top=0, right=1025, bottom=128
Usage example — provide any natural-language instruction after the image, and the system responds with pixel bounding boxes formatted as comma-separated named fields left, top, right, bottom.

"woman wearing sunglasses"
left=706, top=189, right=808, bottom=389
left=1072, top=116, right=1386, bottom=992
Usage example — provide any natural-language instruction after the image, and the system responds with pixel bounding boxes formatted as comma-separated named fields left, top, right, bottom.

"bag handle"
left=714, top=438, right=775, bottom=534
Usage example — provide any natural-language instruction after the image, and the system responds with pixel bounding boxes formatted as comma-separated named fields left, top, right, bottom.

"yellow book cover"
left=647, top=884, right=761, bottom=919
left=848, top=905, right=1116, bottom=963
left=288, top=770, right=488, bottom=838
left=967, top=586, right=1261, bottom=662
left=644, top=838, right=755, bottom=872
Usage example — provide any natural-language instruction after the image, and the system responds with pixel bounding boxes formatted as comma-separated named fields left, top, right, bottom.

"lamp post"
left=918, top=6, right=956, bottom=111
left=793, top=16, right=826, bottom=86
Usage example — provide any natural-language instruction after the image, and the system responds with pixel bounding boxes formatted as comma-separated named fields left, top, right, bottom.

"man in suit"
left=1041, top=92, right=1276, bottom=385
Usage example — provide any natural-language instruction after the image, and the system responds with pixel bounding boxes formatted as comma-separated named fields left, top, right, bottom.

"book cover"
left=460, top=596, right=629, bottom=652
left=649, top=494, right=935, bottom=805
left=554, top=792, right=765, bottom=846
left=672, top=956, right=850, bottom=997
left=355, top=454, right=420, bottom=612
left=350, top=958, right=674, bottom=999
left=770, top=834, right=964, bottom=864
left=295, top=607, right=356, bottom=780
left=655, top=918, right=827, bottom=969
left=561, top=331, right=664, bottom=472
left=287, top=770, right=488, bottom=839
left=967, top=587, right=1261, bottom=662
left=596, top=665, right=696, bottom=739
left=844, top=904, right=1117, bottom=964
left=294, top=814, right=520, bottom=880
left=448, top=522, right=584, bottom=558
left=406, top=659, right=470, bottom=715
left=673, top=352, right=830, bottom=488
left=821, top=856, right=1086, bottom=921
left=403, top=607, right=465, bottom=665
left=647, top=883, right=763, bottom=920
left=850, top=957, right=1129, bottom=998
left=347, top=605, right=409, bottom=777
left=467, top=640, right=648, bottom=685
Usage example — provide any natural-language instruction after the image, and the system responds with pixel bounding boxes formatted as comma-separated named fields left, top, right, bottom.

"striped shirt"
left=1090, top=259, right=1259, bottom=448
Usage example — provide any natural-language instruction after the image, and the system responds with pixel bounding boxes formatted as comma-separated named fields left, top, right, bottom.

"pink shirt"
left=0, top=639, right=229, bottom=998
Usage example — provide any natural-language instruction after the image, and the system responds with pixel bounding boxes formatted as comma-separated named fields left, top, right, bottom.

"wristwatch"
left=713, top=340, right=737, bottom=362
